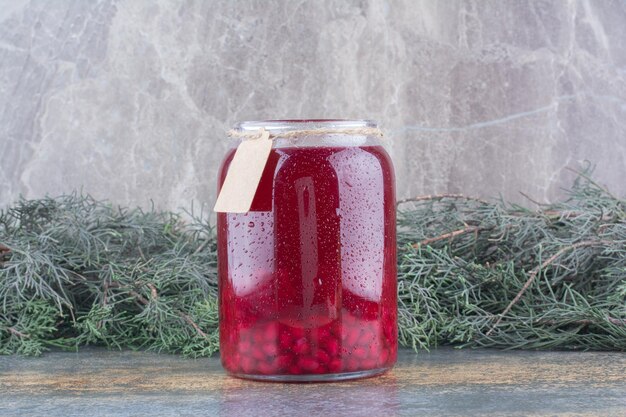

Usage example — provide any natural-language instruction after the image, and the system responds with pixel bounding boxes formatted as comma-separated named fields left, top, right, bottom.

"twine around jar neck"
left=227, top=127, right=384, bottom=140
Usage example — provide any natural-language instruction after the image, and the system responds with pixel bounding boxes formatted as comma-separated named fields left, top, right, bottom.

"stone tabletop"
left=1, top=348, right=625, bottom=416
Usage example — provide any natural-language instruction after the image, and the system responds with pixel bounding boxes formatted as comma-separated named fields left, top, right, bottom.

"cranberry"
left=257, top=361, right=275, bottom=375
left=279, top=331, right=292, bottom=349
left=237, top=339, right=251, bottom=354
left=240, top=356, right=255, bottom=374
left=328, top=358, right=342, bottom=373
left=262, top=343, right=278, bottom=357
left=378, top=349, right=389, bottom=366
left=297, top=357, right=320, bottom=372
left=251, top=347, right=266, bottom=361
left=322, top=337, right=340, bottom=356
left=315, top=349, right=330, bottom=364
left=343, top=327, right=361, bottom=346
left=292, top=337, right=310, bottom=355
left=288, top=365, right=303, bottom=375
left=275, top=354, right=293, bottom=370
left=352, top=347, right=368, bottom=360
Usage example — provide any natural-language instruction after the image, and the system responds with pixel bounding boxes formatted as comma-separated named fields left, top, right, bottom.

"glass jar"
left=217, top=120, right=397, bottom=381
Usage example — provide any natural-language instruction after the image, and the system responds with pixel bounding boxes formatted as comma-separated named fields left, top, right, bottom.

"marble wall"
left=1, top=0, right=625, bottom=211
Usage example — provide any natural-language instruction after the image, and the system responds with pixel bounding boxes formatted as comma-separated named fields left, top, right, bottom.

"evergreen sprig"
left=0, top=195, right=218, bottom=356
left=1, top=172, right=624, bottom=356
left=397, top=171, right=626, bottom=350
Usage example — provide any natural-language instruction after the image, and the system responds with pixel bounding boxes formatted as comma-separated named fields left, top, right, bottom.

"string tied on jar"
left=227, top=127, right=384, bottom=140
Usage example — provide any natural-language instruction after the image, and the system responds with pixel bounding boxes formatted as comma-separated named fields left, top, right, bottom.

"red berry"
left=262, top=323, right=279, bottom=341
left=345, top=358, right=360, bottom=372
left=358, top=330, right=376, bottom=347
left=315, top=349, right=330, bottom=364
left=257, top=361, right=275, bottom=374
left=317, top=326, right=331, bottom=340
left=343, top=328, right=360, bottom=346
left=252, top=330, right=265, bottom=344
left=224, top=328, right=237, bottom=345
left=388, top=347, right=397, bottom=363
left=293, top=337, right=310, bottom=355
left=290, top=326, right=306, bottom=339
left=322, top=337, right=340, bottom=357
left=288, top=365, right=303, bottom=375
left=262, top=343, right=278, bottom=356
left=238, top=339, right=251, bottom=354
left=378, top=348, right=389, bottom=366
left=330, top=321, right=342, bottom=337
left=297, top=357, right=320, bottom=372
left=353, top=347, right=368, bottom=360
left=251, top=347, right=266, bottom=361
left=368, top=340, right=382, bottom=357
left=275, top=354, right=293, bottom=370
left=312, top=364, right=328, bottom=374
left=360, top=358, right=377, bottom=369
left=328, top=358, right=342, bottom=373
left=240, top=356, right=255, bottom=373
left=383, top=321, right=395, bottom=341
left=279, top=332, right=292, bottom=350
left=223, top=352, right=240, bottom=371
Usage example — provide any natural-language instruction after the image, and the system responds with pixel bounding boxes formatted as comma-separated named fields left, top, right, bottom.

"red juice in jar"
left=217, top=120, right=397, bottom=381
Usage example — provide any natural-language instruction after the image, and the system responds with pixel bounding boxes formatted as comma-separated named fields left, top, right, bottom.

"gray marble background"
left=1, top=0, right=625, bottom=211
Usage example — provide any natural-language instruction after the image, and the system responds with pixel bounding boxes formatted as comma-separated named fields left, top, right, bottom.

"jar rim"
left=233, top=119, right=378, bottom=133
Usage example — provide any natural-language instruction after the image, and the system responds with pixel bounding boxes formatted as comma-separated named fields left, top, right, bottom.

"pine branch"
left=414, top=226, right=484, bottom=248
left=486, top=240, right=612, bottom=336
left=0, top=170, right=624, bottom=356
left=8, top=327, right=29, bottom=338
left=179, top=312, right=209, bottom=338
left=0, top=194, right=219, bottom=356
left=396, top=168, right=625, bottom=351
left=397, top=194, right=490, bottom=206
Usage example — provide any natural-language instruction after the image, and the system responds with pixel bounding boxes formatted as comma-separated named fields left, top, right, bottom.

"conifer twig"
left=397, top=194, right=489, bottom=206
left=128, top=285, right=209, bottom=339
left=179, top=312, right=208, bottom=338
left=486, top=240, right=611, bottom=336
left=414, top=226, right=484, bottom=247
left=1, top=169, right=624, bottom=356
left=8, top=327, right=29, bottom=338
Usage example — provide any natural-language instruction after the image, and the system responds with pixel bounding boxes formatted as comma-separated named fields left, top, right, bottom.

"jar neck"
left=229, top=120, right=382, bottom=148
left=234, top=120, right=378, bottom=134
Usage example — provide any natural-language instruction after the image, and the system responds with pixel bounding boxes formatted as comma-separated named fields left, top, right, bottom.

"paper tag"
left=213, top=130, right=272, bottom=213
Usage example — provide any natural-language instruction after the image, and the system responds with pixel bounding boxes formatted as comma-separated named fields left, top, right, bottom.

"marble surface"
left=1, top=0, right=626, bottom=210
left=1, top=348, right=625, bottom=416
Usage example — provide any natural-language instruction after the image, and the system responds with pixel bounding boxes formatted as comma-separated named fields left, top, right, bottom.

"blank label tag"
left=213, top=130, right=272, bottom=213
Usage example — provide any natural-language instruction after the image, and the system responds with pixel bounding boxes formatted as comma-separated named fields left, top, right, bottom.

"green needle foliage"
left=397, top=171, right=626, bottom=351
left=1, top=172, right=625, bottom=356
left=0, top=196, right=218, bottom=356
